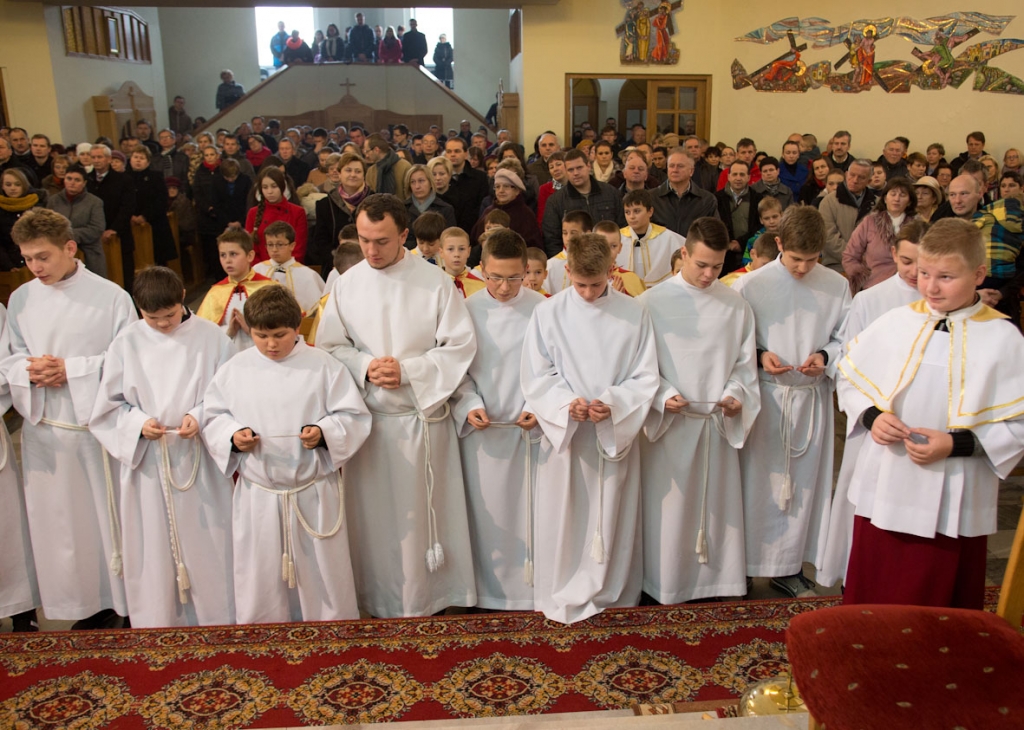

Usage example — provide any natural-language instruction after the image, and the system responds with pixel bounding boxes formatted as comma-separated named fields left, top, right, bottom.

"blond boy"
left=525, top=247, right=550, bottom=296
left=546, top=209, right=592, bottom=295
left=440, top=227, right=485, bottom=297
left=596, top=220, right=645, bottom=297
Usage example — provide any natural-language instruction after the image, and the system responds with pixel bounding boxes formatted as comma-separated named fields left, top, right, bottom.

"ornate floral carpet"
left=0, top=592, right=995, bottom=729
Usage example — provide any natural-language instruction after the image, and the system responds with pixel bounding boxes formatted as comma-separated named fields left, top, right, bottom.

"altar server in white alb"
left=253, top=221, right=324, bottom=315
left=816, top=219, right=928, bottom=589
left=839, top=218, right=1024, bottom=609
left=0, top=302, right=41, bottom=632
left=316, top=194, right=478, bottom=618
left=203, top=286, right=370, bottom=623
left=639, top=218, right=760, bottom=604
left=2, top=208, right=136, bottom=629
left=619, top=188, right=686, bottom=288
left=451, top=230, right=545, bottom=611
left=522, top=232, right=659, bottom=624
left=90, top=267, right=235, bottom=628
left=733, top=206, right=850, bottom=598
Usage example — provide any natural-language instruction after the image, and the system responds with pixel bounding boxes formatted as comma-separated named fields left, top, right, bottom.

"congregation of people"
left=1, top=115, right=1022, bottom=636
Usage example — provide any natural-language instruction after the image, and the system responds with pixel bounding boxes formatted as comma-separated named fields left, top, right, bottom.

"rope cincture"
left=158, top=432, right=201, bottom=604
left=776, top=383, right=819, bottom=512
left=40, top=417, right=123, bottom=578
left=369, top=402, right=451, bottom=572
left=489, top=421, right=542, bottom=585
left=594, top=436, right=629, bottom=564
left=682, top=407, right=728, bottom=565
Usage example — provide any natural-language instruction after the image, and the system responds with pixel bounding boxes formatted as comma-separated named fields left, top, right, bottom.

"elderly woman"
left=404, top=163, right=457, bottom=249
left=912, top=176, right=943, bottom=222
left=0, top=168, right=45, bottom=269
left=471, top=163, right=544, bottom=251
left=842, top=177, right=918, bottom=294
left=311, top=151, right=368, bottom=276
left=41, top=154, right=70, bottom=196
left=495, top=141, right=540, bottom=210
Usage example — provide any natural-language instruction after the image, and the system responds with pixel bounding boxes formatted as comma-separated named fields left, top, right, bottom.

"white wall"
left=452, top=9, right=510, bottom=117
left=43, top=5, right=168, bottom=143
left=159, top=8, right=261, bottom=122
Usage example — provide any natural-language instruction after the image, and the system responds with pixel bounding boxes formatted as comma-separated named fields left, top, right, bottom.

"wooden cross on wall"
left=339, top=79, right=357, bottom=96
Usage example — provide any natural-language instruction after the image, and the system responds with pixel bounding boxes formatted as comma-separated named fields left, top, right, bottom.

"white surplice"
left=202, top=342, right=371, bottom=624
left=544, top=252, right=569, bottom=295
left=254, top=257, right=325, bottom=315
left=838, top=300, right=1024, bottom=539
left=316, top=253, right=478, bottom=618
left=733, top=260, right=850, bottom=577
left=0, top=304, right=40, bottom=618
left=0, top=261, right=136, bottom=620
left=90, top=314, right=236, bottom=627
left=521, top=286, right=659, bottom=624
left=450, top=286, right=545, bottom=610
left=638, top=275, right=760, bottom=602
left=618, top=224, right=686, bottom=288
left=816, top=273, right=921, bottom=587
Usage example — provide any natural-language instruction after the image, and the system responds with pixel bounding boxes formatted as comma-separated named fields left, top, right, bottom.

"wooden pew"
left=168, top=211, right=203, bottom=288
left=104, top=234, right=125, bottom=289
left=0, top=268, right=35, bottom=307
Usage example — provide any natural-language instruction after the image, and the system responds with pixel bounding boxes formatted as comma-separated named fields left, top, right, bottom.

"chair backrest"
left=997, top=500, right=1024, bottom=630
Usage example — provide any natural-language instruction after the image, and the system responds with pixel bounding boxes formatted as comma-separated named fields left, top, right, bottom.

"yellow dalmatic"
left=612, top=267, right=646, bottom=297
left=306, top=292, right=331, bottom=346
left=618, top=223, right=685, bottom=287
left=196, top=270, right=277, bottom=326
left=449, top=269, right=486, bottom=298
left=720, top=265, right=751, bottom=288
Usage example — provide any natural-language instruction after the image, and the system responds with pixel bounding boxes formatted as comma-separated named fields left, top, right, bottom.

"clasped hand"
left=27, top=355, right=66, bottom=388
left=142, top=414, right=199, bottom=440
left=468, top=409, right=537, bottom=431
left=569, top=398, right=610, bottom=423
left=870, top=412, right=952, bottom=465
left=665, top=394, right=741, bottom=417
left=367, top=357, right=401, bottom=389
left=761, top=351, right=825, bottom=378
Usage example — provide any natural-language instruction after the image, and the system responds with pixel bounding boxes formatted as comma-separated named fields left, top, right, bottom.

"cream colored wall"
left=520, top=0, right=1024, bottom=159
left=452, top=9, right=510, bottom=118
left=0, top=0, right=61, bottom=141
left=159, top=8, right=261, bottom=122
left=43, top=5, right=168, bottom=143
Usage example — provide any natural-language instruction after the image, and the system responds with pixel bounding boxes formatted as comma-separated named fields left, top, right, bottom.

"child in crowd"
left=596, top=220, right=645, bottom=296
left=723, top=231, right=778, bottom=287
left=244, top=167, right=308, bottom=263
left=639, top=217, right=760, bottom=603
left=309, top=242, right=364, bottom=346
left=525, top=247, right=549, bottom=296
left=440, top=227, right=485, bottom=297
left=869, top=162, right=887, bottom=191
left=670, top=248, right=684, bottom=275
left=484, top=208, right=511, bottom=234
left=752, top=157, right=794, bottom=209
left=742, top=197, right=784, bottom=265
left=254, top=221, right=324, bottom=315
left=5, top=208, right=137, bottom=630
left=619, top=189, right=685, bottom=287
left=838, top=218, right=1024, bottom=609
left=410, top=211, right=445, bottom=265
left=202, top=286, right=371, bottom=623
left=196, top=229, right=277, bottom=353
left=91, top=266, right=235, bottom=628
left=324, top=224, right=360, bottom=289
left=522, top=232, right=659, bottom=623
left=452, top=230, right=545, bottom=610
left=733, top=206, right=850, bottom=598
left=546, top=209, right=593, bottom=295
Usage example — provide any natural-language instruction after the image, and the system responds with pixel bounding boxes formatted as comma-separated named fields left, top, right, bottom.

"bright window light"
left=255, top=6, right=316, bottom=68
left=412, top=7, right=454, bottom=60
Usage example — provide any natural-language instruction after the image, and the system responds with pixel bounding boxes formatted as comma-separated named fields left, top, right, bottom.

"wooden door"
left=646, top=78, right=709, bottom=140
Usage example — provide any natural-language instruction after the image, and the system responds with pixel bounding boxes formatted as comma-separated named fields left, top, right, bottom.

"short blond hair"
left=440, top=226, right=469, bottom=245
left=567, top=232, right=613, bottom=277
left=779, top=205, right=826, bottom=255
left=919, top=218, right=985, bottom=270
left=11, top=208, right=73, bottom=248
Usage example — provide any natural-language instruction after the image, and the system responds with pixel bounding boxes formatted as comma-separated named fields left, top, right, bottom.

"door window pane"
left=656, top=113, right=676, bottom=136
left=656, top=86, right=675, bottom=110
left=678, top=87, right=697, bottom=111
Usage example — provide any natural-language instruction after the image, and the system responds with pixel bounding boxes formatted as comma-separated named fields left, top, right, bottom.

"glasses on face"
left=266, top=242, right=292, bottom=250
left=482, top=274, right=525, bottom=285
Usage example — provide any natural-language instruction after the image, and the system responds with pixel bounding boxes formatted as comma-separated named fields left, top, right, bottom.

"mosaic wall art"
left=617, top=1, right=684, bottom=65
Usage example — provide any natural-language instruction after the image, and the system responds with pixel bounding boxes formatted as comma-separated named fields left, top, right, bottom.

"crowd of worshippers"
left=0, top=120, right=1022, bottom=632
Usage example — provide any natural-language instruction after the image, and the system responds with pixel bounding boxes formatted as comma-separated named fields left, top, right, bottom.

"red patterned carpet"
left=0, top=592, right=996, bottom=728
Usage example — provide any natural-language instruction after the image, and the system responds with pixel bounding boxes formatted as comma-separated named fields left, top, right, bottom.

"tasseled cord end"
left=523, top=559, right=534, bottom=586
left=591, top=531, right=606, bottom=564
left=110, top=551, right=123, bottom=578
left=426, top=543, right=444, bottom=573
left=777, top=474, right=793, bottom=512
left=176, top=562, right=191, bottom=604
left=281, top=553, right=297, bottom=588
left=695, top=529, right=708, bottom=565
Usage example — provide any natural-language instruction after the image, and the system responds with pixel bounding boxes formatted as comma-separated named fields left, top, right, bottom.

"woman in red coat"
left=245, top=167, right=308, bottom=263
left=378, top=26, right=403, bottom=64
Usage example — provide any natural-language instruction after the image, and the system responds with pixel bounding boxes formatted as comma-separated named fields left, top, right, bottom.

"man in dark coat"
left=401, top=18, right=428, bottom=64
left=541, top=149, right=624, bottom=257
left=87, top=144, right=136, bottom=291
left=443, top=137, right=489, bottom=234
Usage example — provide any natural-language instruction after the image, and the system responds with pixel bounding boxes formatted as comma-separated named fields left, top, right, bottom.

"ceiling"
left=28, top=0, right=555, bottom=7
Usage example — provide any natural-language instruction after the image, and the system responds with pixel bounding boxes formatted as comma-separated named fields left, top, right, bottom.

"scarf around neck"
left=375, top=150, right=400, bottom=195
left=413, top=191, right=436, bottom=213
left=332, top=185, right=368, bottom=211
left=0, top=193, right=39, bottom=212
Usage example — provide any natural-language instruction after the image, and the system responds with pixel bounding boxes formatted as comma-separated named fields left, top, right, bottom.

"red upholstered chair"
left=786, top=505, right=1024, bottom=730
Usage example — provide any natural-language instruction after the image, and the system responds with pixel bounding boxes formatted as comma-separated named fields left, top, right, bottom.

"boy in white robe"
left=817, top=219, right=927, bottom=588
left=733, top=206, right=850, bottom=598
left=838, top=218, right=1024, bottom=608
left=254, top=221, right=324, bottom=315
left=619, top=189, right=685, bottom=288
left=0, top=303, right=41, bottom=632
left=451, top=230, right=545, bottom=610
left=90, top=267, right=236, bottom=627
left=545, top=210, right=592, bottom=296
left=1, top=208, right=136, bottom=628
left=522, top=232, right=659, bottom=624
left=203, top=286, right=371, bottom=623
left=316, top=194, right=478, bottom=618
left=639, top=218, right=760, bottom=604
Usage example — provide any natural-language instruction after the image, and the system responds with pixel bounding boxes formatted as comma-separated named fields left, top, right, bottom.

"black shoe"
left=769, top=572, right=817, bottom=598
left=122, top=615, right=131, bottom=629
left=71, top=609, right=122, bottom=630
left=638, top=591, right=662, bottom=607
left=11, top=609, right=39, bottom=632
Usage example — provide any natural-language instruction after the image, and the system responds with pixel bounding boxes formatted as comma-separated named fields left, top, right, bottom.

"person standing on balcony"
left=283, top=30, right=314, bottom=65
left=433, top=34, right=454, bottom=89
left=215, top=70, right=244, bottom=112
left=402, top=18, right=428, bottom=65
left=378, top=27, right=403, bottom=64
left=348, top=13, right=376, bottom=63
left=270, top=20, right=288, bottom=69
left=320, top=24, right=344, bottom=63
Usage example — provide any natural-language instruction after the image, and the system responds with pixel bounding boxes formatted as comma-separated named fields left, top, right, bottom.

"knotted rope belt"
left=487, top=421, right=542, bottom=585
